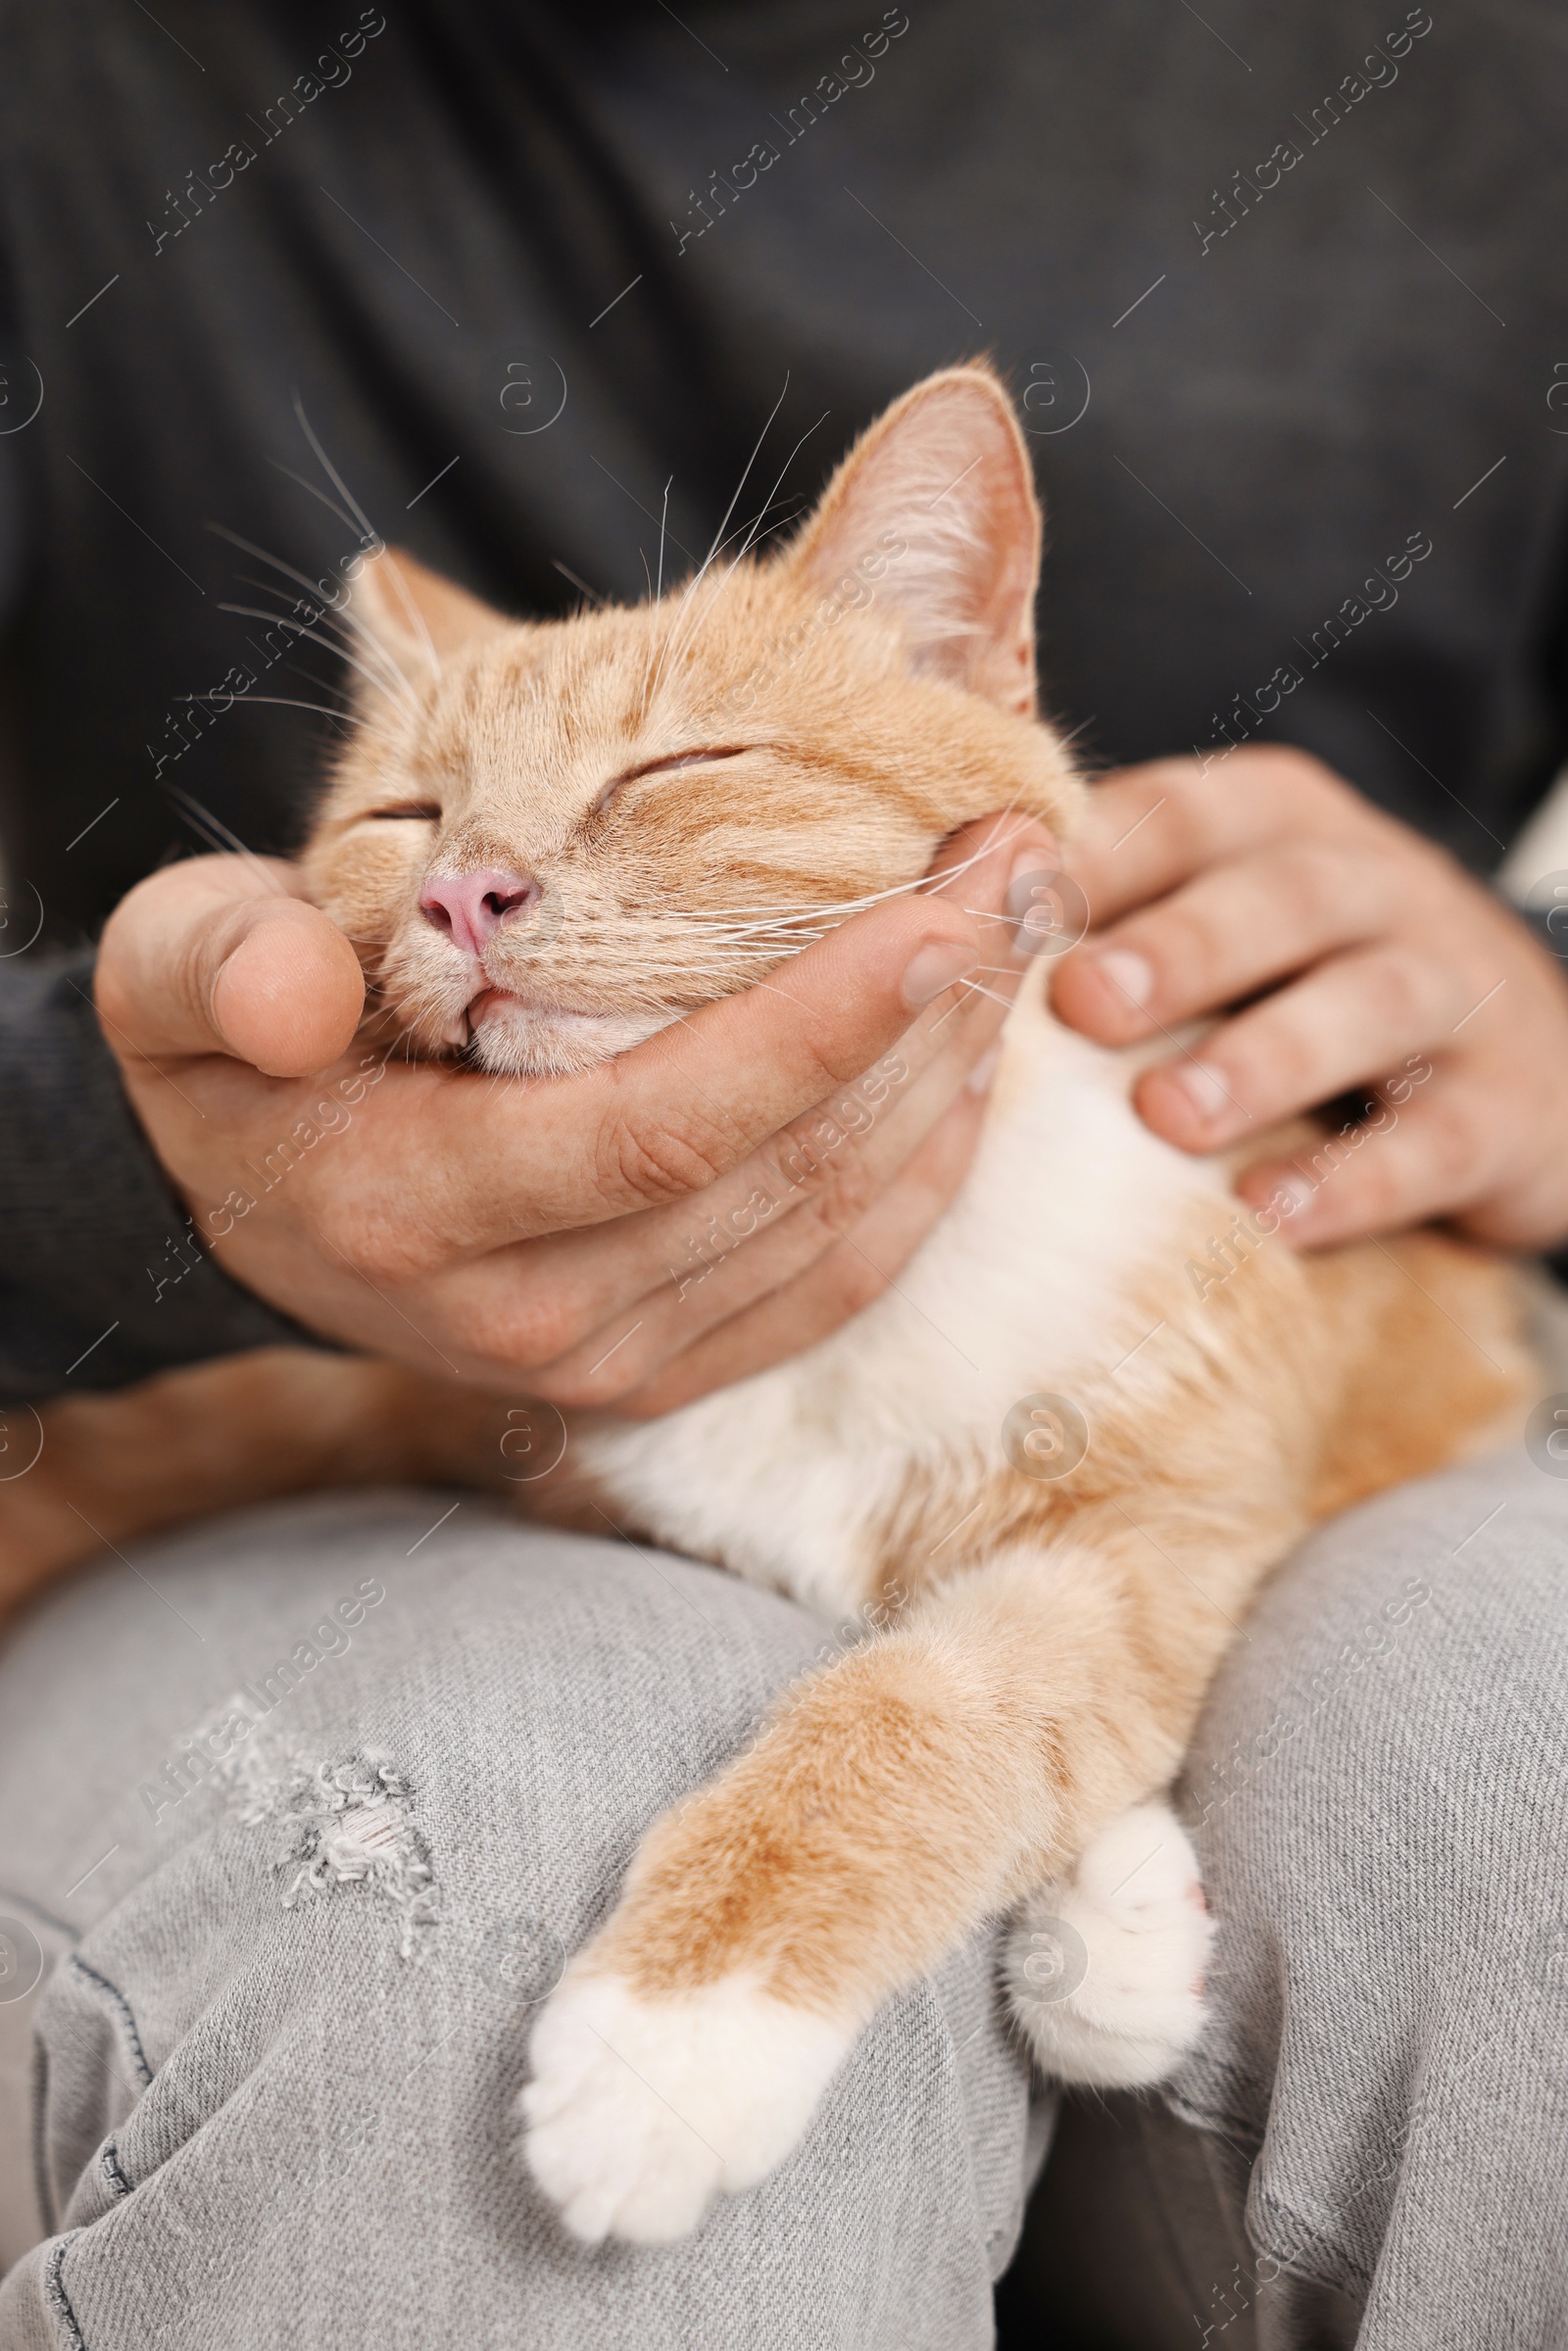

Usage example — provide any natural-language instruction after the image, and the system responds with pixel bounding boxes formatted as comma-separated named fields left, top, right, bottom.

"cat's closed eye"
left=365, top=800, right=442, bottom=820
left=592, top=746, right=751, bottom=817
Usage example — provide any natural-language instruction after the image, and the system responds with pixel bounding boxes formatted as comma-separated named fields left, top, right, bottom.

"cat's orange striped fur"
left=0, top=366, right=1532, bottom=2244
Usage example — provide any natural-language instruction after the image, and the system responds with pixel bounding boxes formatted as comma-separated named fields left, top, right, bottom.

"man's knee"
left=10, top=1498, right=836, bottom=2256
left=1183, top=1450, right=1568, bottom=1864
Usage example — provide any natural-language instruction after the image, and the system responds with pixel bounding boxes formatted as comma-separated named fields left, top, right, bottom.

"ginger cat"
left=6, top=366, right=1531, bottom=2244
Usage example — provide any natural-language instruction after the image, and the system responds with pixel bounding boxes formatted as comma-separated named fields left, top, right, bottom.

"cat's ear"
left=348, top=545, right=513, bottom=677
left=787, top=365, right=1041, bottom=714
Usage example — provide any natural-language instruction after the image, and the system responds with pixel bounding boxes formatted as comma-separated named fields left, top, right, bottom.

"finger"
left=609, top=1078, right=986, bottom=1416
left=926, top=806, right=1058, bottom=902
left=1133, top=945, right=1473, bottom=1152
left=418, top=896, right=983, bottom=1251
left=545, top=814, right=1046, bottom=1326
left=262, top=979, right=1001, bottom=1395
left=893, top=808, right=1054, bottom=1040
left=512, top=996, right=1003, bottom=1396
left=472, top=809, right=1053, bottom=1246
left=129, top=816, right=1052, bottom=1356
left=1053, top=839, right=1400, bottom=1044
left=316, top=817, right=1052, bottom=1263
left=1234, top=1077, right=1495, bottom=1248
left=126, top=882, right=983, bottom=1276
left=420, top=822, right=1052, bottom=1372
left=1059, top=749, right=1352, bottom=935
left=96, top=856, right=365, bottom=1076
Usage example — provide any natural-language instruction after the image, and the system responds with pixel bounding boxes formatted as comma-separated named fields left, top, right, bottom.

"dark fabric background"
left=4, top=0, right=1566, bottom=934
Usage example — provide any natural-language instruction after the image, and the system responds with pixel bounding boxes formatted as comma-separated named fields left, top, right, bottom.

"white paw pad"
left=519, top=1964, right=857, bottom=2243
left=1004, top=1799, right=1212, bottom=2088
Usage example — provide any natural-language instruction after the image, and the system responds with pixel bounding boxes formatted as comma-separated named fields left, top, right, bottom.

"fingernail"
left=1091, top=948, right=1153, bottom=1011
left=1007, top=846, right=1049, bottom=900
left=1171, top=1058, right=1231, bottom=1122
left=966, top=1043, right=1002, bottom=1095
left=904, top=941, right=978, bottom=1008
left=1269, top=1171, right=1315, bottom=1220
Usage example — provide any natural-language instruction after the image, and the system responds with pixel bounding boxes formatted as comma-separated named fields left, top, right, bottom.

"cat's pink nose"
left=419, top=868, right=542, bottom=957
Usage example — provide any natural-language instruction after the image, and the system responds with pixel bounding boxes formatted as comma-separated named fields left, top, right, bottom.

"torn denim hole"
left=43, top=2234, right=86, bottom=2351
left=240, top=1749, right=439, bottom=1962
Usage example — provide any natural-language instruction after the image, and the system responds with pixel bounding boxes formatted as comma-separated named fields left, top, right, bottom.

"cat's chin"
left=466, top=991, right=678, bottom=1077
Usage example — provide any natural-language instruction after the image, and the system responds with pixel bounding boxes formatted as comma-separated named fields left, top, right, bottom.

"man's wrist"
left=0, top=950, right=330, bottom=1402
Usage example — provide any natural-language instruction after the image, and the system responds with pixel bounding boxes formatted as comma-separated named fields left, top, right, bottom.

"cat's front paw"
left=519, top=1963, right=858, bottom=2243
left=1004, top=1799, right=1212, bottom=2089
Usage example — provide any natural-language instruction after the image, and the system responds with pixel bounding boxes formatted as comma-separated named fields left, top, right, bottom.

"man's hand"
left=95, top=818, right=1051, bottom=1416
left=1051, top=747, right=1568, bottom=1251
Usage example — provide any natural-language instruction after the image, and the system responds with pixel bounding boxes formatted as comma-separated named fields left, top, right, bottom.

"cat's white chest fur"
left=579, top=974, right=1229, bottom=1620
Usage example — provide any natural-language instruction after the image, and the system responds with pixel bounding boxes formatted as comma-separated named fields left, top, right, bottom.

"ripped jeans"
left=0, top=1493, right=1035, bottom=2348
left=5, top=1445, right=1568, bottom=2349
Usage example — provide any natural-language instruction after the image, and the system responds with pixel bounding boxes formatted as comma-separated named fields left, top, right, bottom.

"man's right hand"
left=94, top=817, right=1049, bottom=1418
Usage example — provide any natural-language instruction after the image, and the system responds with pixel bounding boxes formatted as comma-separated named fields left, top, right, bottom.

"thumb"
left=95, top=854, right=366, bottom=1076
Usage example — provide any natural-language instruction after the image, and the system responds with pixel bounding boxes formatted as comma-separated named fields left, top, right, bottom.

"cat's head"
left=301, top=364, right=1083, bottom=1077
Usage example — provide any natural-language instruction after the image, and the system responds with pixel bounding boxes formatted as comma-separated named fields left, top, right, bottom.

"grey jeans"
left=1006, top=1445, right=1568, bottom=2350
left=3, top=1446, right=1567, bottom=2346
left=0, top=1494, right=1037, bottom=2349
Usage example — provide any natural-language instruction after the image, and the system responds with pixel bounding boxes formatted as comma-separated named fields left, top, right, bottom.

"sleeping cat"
left=283, top=364, right=1532, bottom=2245
left=0, top=361, right=1523, bottom=2236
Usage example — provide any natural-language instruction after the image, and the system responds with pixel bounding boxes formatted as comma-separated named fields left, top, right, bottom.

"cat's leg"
left=520, top=1518, right=1276, bottom=2243
left=0, top=1347, right=516, bottom=1618
left=1003, top=1797, right=1211, bottom=2088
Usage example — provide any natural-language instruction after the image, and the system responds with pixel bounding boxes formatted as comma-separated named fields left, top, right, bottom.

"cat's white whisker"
left=551, top=559, right=605, bottom=608
left=644, top=489, right=813, bottom=712
left=639, top=475, right=677, bottom=706
left=693, top=374, right=793, bottom=593
left=290, top=394, right=379, bottom=543
left=644, top=376, right=795, bottom=705
left=232, top=585, right=420, bottom=710
left=954, top=976, right=1017, bottom=1011
left=226, top=570, right=400, bottom=704
left=217, top=603, right=422, bottom=714
left=288, top=396, right=440, bottom=689
left=177, top=693, right=359, bottom=729
left=721, top=415, right=831, bottom=583
left=160, top=782, right=291, bottom=895
left=208, top=523, right=364, bottom=627
left=670, top=828, right=1040, bottom=940
left=656, top=475, right=672, bottom=604
left=208, top=525, right=422, bottom=712
left=335, top=602, right=423, bottom=710
left=210, top=645, right=406, bottom=754
left=231, top=568, right=361, bottom=643
left=266, top=458, right=367, bottom=543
